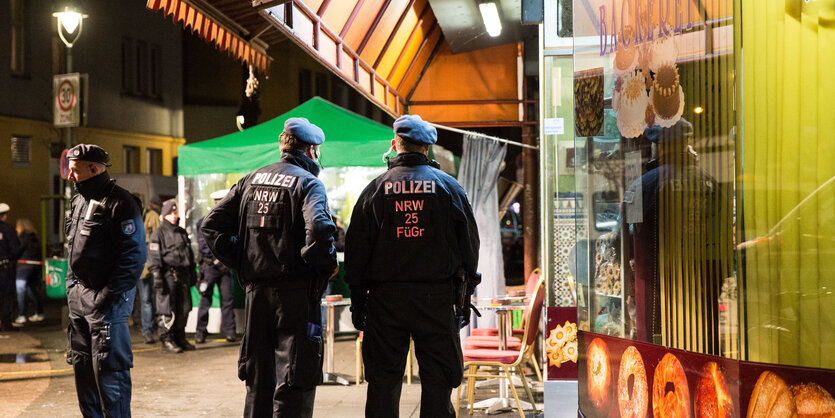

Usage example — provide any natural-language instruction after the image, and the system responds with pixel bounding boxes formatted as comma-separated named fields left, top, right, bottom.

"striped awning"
left=145, top=0, right=270, bottom=75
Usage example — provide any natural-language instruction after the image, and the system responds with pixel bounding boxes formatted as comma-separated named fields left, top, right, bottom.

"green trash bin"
left=45, top=257, right=68, bottom=299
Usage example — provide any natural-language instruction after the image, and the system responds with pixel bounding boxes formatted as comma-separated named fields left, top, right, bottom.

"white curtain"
left=457, top=134, right=507, bottom=330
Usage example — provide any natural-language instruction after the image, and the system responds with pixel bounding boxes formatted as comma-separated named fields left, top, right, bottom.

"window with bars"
left=123, top=146, right=140, bottom=173
left=10, top=136, right=31, bottom=168
left=146, top=148, right=163, bottom=175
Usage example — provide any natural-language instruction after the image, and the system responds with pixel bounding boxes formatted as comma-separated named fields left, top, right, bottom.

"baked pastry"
left=587, top=337, right=612, bottom=409
left=694, top=362, right=734, bottom=417
left=652, top=353, right=691, bottom=417
left=616, top=70, right=650, bottom=138
left=747, top=371, right=797, bottom=418
left=574, top=68, right=604, bottom=137
left=618, top=346, right=648, bottom=418
left=614, top=26, right=639, bottom=75
left=791, top=382, right=835, bottom=418
left=651, top=64, right=682, bottom=120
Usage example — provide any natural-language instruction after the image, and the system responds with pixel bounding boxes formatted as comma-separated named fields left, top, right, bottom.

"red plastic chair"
left=455, top=276, right=545, bottom=417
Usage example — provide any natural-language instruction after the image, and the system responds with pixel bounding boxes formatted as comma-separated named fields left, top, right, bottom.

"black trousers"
left=0, top=263, right=15, bottom=329
left=155, top=274, right=192, bottom=342
left=363, top=281, right=463, bottom=418
left=67, top=284, right=136, bottom=418
left=239, top=282, right=322, bottom=418
left=195, top=266, right=236, bottom=338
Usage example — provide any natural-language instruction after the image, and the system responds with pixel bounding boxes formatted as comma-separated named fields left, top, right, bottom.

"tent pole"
left=426, top=123, right=539, bottom=150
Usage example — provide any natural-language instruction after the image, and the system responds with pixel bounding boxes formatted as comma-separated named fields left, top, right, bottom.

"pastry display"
left=652, top=353, right=691, bottom=418
left=650, top=31, right=678, bottom=72
left=614, top=26, right=639, bottom=76
left=790, top=382, right=835, bottom=418
left=575, top=68, right=605, bottom=137
left=546, top=320, right=579, bottom=367
left=618, top=346, right=648, bottom=418
left=651, top=63, right=683, bottom=123
left=594, top=238, right=622, bottom=297
left=616, top=70, right=650, bottom=139
left=587, top=337, right=612, bottom=409
left=694, top=362, right=734, bottom=418
left=746, top=371, right=796, bottom=418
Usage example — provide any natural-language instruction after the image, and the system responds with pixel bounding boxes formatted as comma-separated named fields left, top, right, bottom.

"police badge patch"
left=121, top=219, right=136, bottom=235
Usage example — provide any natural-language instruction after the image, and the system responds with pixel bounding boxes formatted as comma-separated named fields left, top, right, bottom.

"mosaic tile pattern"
left=553, top=196, right=587, bottom=307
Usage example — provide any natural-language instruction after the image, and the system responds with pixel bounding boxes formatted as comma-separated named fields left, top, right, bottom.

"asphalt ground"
left=0, top=299, right=544, bottom=417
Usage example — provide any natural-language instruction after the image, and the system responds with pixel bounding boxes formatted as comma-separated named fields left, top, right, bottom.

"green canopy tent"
left=178, top=96, right=392, bottom=175
left=177, top=98, right=393, bottom=325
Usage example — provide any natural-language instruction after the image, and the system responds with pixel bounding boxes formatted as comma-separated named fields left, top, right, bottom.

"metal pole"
left=60, top=46, right=73, bottom=255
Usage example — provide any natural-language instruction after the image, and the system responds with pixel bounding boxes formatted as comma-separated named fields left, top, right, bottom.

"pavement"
left=0, top=299, right=544, bottom=417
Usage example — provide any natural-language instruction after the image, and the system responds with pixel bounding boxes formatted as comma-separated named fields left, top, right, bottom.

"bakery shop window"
left=572, top=0, right=737, bottom=358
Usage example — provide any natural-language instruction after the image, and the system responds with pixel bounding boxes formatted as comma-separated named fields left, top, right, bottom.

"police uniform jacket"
left=201, top=151, right=337, bottom=286
left=0, top=220, right=21, bottom=262
left=66, top=172, right=146, bottom=298
left=344, top=153, right=480, bottom=286
left=148, top=219, right=195, bottom=279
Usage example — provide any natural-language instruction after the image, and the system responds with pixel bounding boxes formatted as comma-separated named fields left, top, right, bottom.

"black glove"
left=351, top=305, right=366, bottom=331
left=153, top=272, right=166, bottom=294
left=93, top=286, right=116, bottom=313
left=350, top=285, right=368, bottom=331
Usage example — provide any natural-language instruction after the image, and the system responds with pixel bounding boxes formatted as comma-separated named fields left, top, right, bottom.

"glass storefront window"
left=572, top=0, right=737, bottom=358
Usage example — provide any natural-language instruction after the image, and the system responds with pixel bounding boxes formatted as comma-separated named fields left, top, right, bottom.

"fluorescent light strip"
left=479, top=2, right=502, bottom=38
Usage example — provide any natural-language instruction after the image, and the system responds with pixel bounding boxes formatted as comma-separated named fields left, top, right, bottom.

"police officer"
left=202, top=118, right=338, bottom=417
left=65, top=144, right=146, bottom=417
left=194, top=189, right=237, bottom=344
left=345, top=114, right=480, bottom=417
left=0, top=203, right=22, bottom=332
left=148, top=199, right=196, bottom=354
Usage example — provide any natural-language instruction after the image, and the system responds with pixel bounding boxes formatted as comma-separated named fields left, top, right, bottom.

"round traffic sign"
left=57, top=80, right=76, bottom=112
left=60, top=149, right=70, bottom=179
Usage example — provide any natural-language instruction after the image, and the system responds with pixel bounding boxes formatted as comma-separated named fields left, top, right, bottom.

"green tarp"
left=178, top=97, right=392, bottom=176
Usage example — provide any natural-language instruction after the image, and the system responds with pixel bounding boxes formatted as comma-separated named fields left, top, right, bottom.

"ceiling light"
left=694, top=106, right=704, bottom=114
left=479, top=2, right=502, bottom=38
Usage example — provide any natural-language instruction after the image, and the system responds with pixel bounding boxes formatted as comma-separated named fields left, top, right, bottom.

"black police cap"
left=68, top=144, right=111, bottom=166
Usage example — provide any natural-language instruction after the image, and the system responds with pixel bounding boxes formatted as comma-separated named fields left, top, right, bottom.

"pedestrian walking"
left=0, top=203, right=22, bottom=332
left=138, top=197, right=161, bottom=344
left=148, top=199, right=196, bottom=354
left=345, top=115, right=481, bottom=417
left=194, top=189, right=237, bottom=344
left=202, top=117, right=338, bottom=417
left=65, top=144, right=146, bottom=417
left=14, top=218, right=43, bottom=324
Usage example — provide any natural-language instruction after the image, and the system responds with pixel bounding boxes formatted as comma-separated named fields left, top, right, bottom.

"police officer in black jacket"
left=65, top=144, right=146, bottom=417
left=148, top=199, right=196, bottom=354
left=202, top=118, right=338, bottom=418
left=0, top=203, right=21, bottom=332
left=345, top=114, right=480, bottom=417
left=194, top=189, right=237, bottom=344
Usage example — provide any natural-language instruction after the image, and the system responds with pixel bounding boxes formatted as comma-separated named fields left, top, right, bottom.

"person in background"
left=194, top=189, right=238, bottom=344
left=332, top=215, right=346, bottom=253
left=0, top=203, right=21, bottom=332
left=138, top=196, right=161, bottom=344
left=148, top=199, right=196, bottom=354
left=14, top=218, right=43, bottom=324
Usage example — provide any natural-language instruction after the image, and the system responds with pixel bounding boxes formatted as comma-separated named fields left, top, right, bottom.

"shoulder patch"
left=149, top=242, right=159, bottom=252
left=121, top=219, right=136, bottom=235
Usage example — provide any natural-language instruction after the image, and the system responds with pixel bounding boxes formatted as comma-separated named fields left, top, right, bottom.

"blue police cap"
left=393, top=114, right=437, bottom=145
left=283, top=117, right=325, bottom=145
left=68, top=144, right=111, bottom=166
